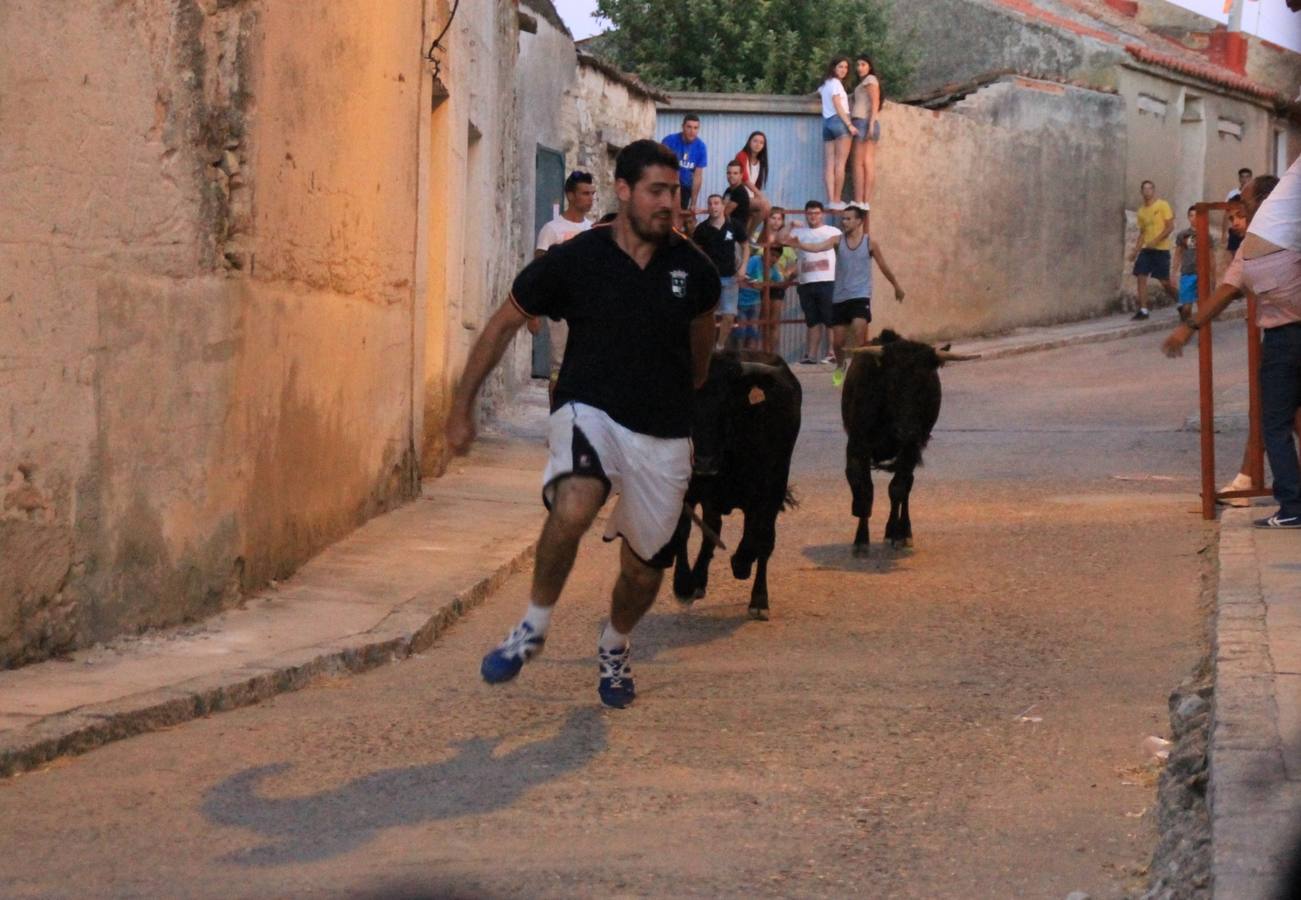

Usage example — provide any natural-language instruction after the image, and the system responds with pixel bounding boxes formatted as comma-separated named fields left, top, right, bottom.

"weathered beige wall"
left=420, top=0, right=528, bottom=475
left=861, top=78, right=1127, bottom=340
left=567, top=62, right=660, bottom=217
left=0, top=0, right=426, bottom=666
left=1115, top=67, right=1273, bottom=208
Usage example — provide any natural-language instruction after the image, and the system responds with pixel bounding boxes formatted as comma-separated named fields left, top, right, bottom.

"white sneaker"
left=1218, top=473, right=1252, bottom=507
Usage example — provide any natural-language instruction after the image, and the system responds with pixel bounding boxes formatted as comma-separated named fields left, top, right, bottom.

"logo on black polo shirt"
left=670, top=269, right=688, bottom=298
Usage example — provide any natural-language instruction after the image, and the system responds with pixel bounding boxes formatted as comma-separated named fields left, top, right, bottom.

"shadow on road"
left=801, top=542, right=904, bottom=573
left=541, top=609, right=752, bottom=668
left=201, top=707, right=605, bottom=867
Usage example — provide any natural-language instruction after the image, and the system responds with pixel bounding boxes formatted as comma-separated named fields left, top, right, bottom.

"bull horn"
left=739, top=361, right=782, bottom=376
left=934, top=348, right=982, bottom=362
left=844, top=345, right=885, bottom=356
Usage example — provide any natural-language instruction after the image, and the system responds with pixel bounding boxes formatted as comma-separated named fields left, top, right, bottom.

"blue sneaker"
left=480, top=622, right=545, bottom=684
left=1254, top=513, right=1301, bottom=529
left=597, top=642, right=635, bottom=708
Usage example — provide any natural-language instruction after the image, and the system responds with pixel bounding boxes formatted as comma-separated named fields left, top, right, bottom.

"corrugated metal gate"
left=654, top=105, right=825, bottom=214
left=657, top=97, right=826, bottom=361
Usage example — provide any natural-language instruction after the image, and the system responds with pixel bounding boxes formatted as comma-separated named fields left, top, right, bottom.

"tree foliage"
left=591, top=0, right=915, bottom=97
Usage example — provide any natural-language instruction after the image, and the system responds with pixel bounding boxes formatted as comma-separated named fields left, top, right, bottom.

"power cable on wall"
left=426, top=0, right=461, bottom=83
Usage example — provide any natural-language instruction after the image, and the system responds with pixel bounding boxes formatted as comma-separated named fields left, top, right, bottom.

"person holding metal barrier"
left=818, top=57, right=857, bottom=208
left=1163, top=162, right=1301, bottom=530
left=850, top=54, right=882, bottom=205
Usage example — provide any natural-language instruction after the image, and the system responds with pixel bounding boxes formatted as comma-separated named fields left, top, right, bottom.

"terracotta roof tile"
left=1125, top=44, right=1283, bottom=101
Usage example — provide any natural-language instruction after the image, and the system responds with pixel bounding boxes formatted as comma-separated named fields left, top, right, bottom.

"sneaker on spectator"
left=798, top=357, right=817, bottom=365
left=1130, top=308, right=1150, bottom=321
left=1254, top=512, right=1301, bottom=529
left=821, top=354, right=836, bottom=365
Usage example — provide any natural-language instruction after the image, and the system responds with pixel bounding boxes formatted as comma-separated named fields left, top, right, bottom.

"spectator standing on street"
left=533, top=171, right=597, bottom=384
left=734, top=131, right=772, bottom=233
left=662, top=114, right=707, bottom=229
left=850, top=54, right=882, bottom=204
left=788, top=200, right=841, bottom=364
left=1172, top=205, right=1216, bottom=324
left=694, top=194, right=749, bottom=350
left=785, top=202, right=904, bottom=384
left=1131, top=180, right=1177, bottom=320
left=819, top=57, right=857, bottom=208
left=1163, top=161, right=1301, bottom=529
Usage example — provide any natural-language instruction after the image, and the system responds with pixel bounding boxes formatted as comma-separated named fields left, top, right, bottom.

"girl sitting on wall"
left=734, top=131, right=773, bottom=234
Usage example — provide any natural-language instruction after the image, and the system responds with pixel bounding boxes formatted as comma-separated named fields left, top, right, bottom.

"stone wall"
left=0, top=0, right=441, bottom=666
left=567, top=58, right=663, bottom=218
left=418, top=0, right=526, bottom=474
left=864, top=77, right=1127, bottom=339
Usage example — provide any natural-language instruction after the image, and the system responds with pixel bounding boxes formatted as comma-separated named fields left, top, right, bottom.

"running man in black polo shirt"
left=447, top=140, right=721, bottom=708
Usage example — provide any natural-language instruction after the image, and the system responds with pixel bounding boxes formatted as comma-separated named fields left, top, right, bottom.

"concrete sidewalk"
left=1210, top=509, right=1301, bottom=898
left=0, top=305, right=1237, bottom=777
left=0, top=408, right=550, bottom=777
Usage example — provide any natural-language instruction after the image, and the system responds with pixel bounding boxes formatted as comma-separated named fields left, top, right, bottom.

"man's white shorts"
left=542, top=402, right=691, bottom=567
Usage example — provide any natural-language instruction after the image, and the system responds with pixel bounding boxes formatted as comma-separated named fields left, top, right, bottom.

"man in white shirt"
left=786, top=200, right=841, bottom=364
left=533, top=171, right=596, bottom=381
left=1164, top=158, right=1301, bottom=529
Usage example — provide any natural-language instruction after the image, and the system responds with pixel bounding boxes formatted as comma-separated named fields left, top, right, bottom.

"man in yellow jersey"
left=1129, top=179, right=1177, bottom=320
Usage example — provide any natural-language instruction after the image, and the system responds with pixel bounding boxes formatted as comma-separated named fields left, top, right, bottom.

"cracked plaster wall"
left=0, top=0, right=429, bottom=666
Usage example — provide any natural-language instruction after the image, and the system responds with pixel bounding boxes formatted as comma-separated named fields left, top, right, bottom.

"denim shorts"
left=822, top=115, right=850, bottom=142
left=717, top=277, right=740, bottom=316
left=851, top=118, right=881, bottom=143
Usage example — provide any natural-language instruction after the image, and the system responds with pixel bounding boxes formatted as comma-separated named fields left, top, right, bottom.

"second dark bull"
left=672, top=350, right=802, bottom=620
left=842, top=329, right=977, bottom=557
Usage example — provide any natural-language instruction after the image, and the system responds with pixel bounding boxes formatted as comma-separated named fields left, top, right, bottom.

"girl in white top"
left=817, top=57, right=857, bottom=208
left=850, top=54, right=882, bottom=204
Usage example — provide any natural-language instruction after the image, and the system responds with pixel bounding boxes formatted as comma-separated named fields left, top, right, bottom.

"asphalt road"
left=0, top=324, right=1251, bottom=899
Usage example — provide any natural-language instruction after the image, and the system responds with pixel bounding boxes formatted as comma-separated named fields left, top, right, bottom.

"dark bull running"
left=842, top=329, right=976, bottom=557
left=672, top=350, right=802, bottom=620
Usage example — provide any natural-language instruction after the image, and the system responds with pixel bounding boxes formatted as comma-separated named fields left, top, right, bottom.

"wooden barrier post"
left=1194, top=203, right=1216, bottom=520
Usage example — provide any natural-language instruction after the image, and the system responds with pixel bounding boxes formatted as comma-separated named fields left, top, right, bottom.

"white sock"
left=598, top=622, right=629, bottom=652
left=522, top=603, right=553, bottom=635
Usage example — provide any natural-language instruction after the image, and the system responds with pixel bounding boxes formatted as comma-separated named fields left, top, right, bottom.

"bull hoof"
left=748, top=605, right=770, bottom=621
left=905, top=537, right=914, bottom=548
left=674, top=592, right=696, bottom=605
left=852, top=543, right=870, bottom=558
left=693, top=587, right=706, bottom=600
left=889, top=538, right=907, bottom=551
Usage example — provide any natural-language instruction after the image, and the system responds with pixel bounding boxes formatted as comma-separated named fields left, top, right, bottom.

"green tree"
left=591, top=0, right=915, bottom=97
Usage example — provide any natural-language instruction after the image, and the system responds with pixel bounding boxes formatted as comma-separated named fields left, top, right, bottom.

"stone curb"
left=966, top=306, right=1246, bottom=361
left=0, top=542, right=537, bottom=778
left=1207, top=510, right=1290, bottom=899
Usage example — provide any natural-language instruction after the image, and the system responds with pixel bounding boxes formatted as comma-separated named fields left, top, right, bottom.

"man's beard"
left=627, top=208, right=672, bottom=243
